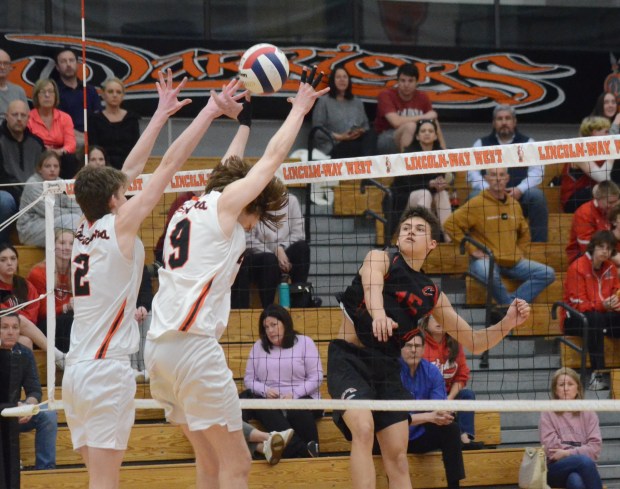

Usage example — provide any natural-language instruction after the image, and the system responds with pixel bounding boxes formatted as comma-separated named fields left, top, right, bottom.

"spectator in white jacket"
left=231, top=193, right=310, bottom=308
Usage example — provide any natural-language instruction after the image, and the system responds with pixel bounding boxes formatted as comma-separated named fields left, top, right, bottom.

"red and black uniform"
left=328, top=251, right=440, bottom=440
left=340, top=251, right=440, bottom=357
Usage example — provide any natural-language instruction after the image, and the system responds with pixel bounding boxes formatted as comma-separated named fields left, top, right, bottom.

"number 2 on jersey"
left=167, top=218, right=191, bottom=269
left=73, top=253, right=91, bottom=296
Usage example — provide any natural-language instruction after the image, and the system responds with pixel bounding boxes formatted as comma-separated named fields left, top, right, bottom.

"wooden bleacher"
left=21, top=448, right=526, bottom=489
left=560, top=337, right=620, bottom=369
left=19, top=412, right=502, bottom=468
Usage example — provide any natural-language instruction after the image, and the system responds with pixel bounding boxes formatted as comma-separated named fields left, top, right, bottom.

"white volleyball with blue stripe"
left=239, top=43, right=289, bottom=94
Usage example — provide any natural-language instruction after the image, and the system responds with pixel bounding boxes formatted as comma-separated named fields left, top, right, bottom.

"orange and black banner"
left=1, top=33, right=614, bottom=123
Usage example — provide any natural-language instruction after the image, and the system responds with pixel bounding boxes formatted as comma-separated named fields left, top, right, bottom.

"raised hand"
left=287, top=66, right=330, bottom=116
left=154, top=69, right=192, bottom=117
left=208, top=78, right=248, bottom=120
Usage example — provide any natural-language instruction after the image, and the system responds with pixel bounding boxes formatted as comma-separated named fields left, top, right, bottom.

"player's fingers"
left=312, top=71, right=324, bottom=89
left=300, top=67, right=308, bottom=84
left=315, top=87, right=330, bottom=98
left=232, top=90, right=249, bottom=101
left=307, top=66, right=317, bottom=85
left=174, top=76, right=189, bottom=94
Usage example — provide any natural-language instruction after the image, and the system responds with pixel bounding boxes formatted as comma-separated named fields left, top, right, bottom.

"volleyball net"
left=2, top=133, right=620, bottom=420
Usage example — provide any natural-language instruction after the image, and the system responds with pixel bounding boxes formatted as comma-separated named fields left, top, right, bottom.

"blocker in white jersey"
left=148, top=191, right=246, bottom=340
left=68, top=214, right=144, bottom=364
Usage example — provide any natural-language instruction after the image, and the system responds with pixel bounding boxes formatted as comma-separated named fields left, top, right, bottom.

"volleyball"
left=238, top=43, right=289, bottom=94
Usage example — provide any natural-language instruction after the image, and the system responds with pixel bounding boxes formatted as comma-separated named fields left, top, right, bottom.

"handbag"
left=518, top=446, right=550, bottom=489
left=289, top=282, right=315, bottom=308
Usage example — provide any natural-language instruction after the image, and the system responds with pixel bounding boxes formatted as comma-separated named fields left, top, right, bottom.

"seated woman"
left=384, top=118, right=451, bottom=241
left=86, top=145, right=108, bottom=168
left=243, top=304, right=323, bottom=458
left=27, top=78, right=78, bottom=179
left=419, top=315, right=482, bottom=449
left=27, top=228, right=74, bottom=353
left=88, top=77, right=140, bottom=170
left=0, top=243, right=65, bottom=365
left=16, top=150, right=82, bottom=247
left=562, top=230, right=620, bottom=391
left=539, top=367, right=603, bottom=489
left=561, top=116, right=614, bottom=213
left=400, top=330, right=465, bottom=489
left=591, top=92, right=620, bottom=135
left=311, top=66, right=372, bottom=158
left=232, top=193, right=310, bottom=308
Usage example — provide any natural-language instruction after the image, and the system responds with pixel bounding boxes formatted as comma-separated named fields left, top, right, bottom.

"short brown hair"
left=592, top=180, right=620, bottom=200
left=586, top=230, right=616, bottom=256
left=396, top=206, right=441, bottom=242
left=32, top=79, right=59, bottom=109
left=74, top=166, right=127, bottom=222
left=205, top=156, right=288, bottom=229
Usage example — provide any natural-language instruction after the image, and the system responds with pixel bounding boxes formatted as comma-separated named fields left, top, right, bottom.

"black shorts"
left=327, top=339, right=411, bottom=441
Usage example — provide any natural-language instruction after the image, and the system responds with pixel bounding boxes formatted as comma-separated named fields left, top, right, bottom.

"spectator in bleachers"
left=311, top=66, right=372, bottom=158
left=0, top=100, right=45, bottom=244
left=444, top=167, right=555, bottom=308
left=232, top=193, right=310, bottom=308
left=419, top=315, right=482, bottom=450
left=27, top=79, right=79, bottom=179
left=86, top=145, right=107, bottom=168
left=0, top=243, right=65, bottom=366
left=16, top=150, right=82, bottom=247
left=539, top=367, right=603, bottom=489
left=88, top=77, right=140, bottom=170
left=243, top=304, right=322, bottom=459
left=566, top=180, right=620, bottom=263
left=385, top=118, right=451, bottom=241
left=591, top=92, right=620, bottom=134
left=563, top=230, right=620, bottom=391
left=467, top=104, right=548, bottom=242
left=561, top=116, right=614, bottom=213
left=54, top=48, right=102, bottom=150
left=374, top=63, right=440, bottom=155
left=27, top=228, right=74, bottom=353
left=400, top=329, right=466, bottom=489
left=0, top=312, right=58, bottom=470
left=0, top=49, right=28, bottom=120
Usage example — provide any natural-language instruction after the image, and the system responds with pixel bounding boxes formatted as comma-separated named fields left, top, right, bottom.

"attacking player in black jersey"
left=328, top=206, right=530, bottom=489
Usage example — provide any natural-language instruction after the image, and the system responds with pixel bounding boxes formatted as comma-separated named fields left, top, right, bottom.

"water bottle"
left=279, top=275, right=290, bottom=308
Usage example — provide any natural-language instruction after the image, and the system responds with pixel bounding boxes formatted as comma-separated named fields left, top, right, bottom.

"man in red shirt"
left=565, top=180, right=620, bottom=263
left=374, top=63, right=437, bottom=155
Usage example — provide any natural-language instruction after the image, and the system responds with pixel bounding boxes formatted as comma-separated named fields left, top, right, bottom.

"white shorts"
left=145, top=331, right=241, bottom=432
left=62, top=359, right=136, bottom=450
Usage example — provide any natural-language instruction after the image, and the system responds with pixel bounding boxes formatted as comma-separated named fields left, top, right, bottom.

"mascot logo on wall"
left=5, top=34, right=574, bottom=113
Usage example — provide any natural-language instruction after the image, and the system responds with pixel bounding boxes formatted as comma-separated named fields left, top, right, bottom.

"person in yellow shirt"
left=444, top=167, right=555, bottom=306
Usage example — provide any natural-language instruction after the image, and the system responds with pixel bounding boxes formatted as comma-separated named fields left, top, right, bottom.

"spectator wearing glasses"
left=0, top=49, right=28, bottom=119
left=467, top=104, right=548, bottom=242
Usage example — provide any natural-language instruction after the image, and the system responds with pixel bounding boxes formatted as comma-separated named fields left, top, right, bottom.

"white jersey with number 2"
left=68, top=214, right=144, bottom=364
left=149, top=191, right=246, bottom=340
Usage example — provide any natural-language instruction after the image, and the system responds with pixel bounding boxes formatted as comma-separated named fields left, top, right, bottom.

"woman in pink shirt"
left=27, top=78, right=78, bottom=178
left=539, top=367, right=603, bottom=489
left=243, top=304, right=323, bottom=458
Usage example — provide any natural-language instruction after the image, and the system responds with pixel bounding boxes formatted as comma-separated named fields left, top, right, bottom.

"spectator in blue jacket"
left=400, top=329, right=465, bottom=489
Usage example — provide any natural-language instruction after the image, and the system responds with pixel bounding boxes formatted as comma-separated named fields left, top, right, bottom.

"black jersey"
left=340, top=251, right=440, bottom=357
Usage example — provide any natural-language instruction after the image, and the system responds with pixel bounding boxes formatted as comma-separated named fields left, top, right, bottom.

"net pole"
left=44, top=189, right=57, bottom=402
left=81, top=0, right=88, bottom=165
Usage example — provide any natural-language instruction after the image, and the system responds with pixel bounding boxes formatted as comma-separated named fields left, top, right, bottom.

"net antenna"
left=81, top=0, right=89, bottom=166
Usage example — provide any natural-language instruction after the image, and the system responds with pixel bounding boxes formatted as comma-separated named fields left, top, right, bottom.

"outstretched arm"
left=217, top=69, right=329, bottom=236
left=221, top=97, right=252, bottom=163
left=121, top=69, right=192, bottom=183
left=116, top=79, right=246, bottom=250
left=432, top=293, right=530, bottom=354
